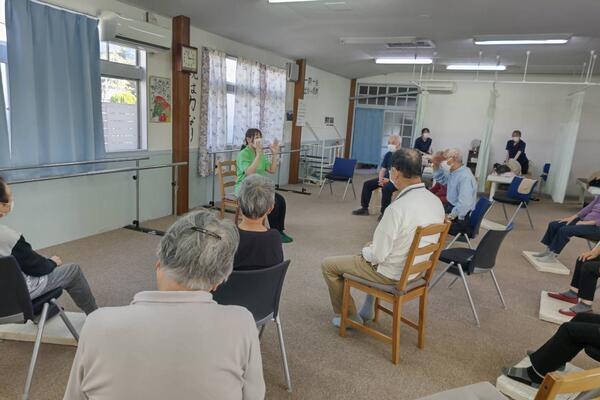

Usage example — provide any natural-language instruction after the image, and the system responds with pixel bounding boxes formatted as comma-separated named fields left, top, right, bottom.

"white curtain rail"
left=0, top=156, right=150, bottom=173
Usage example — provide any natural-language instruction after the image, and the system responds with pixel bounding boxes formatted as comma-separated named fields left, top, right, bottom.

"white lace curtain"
left=232, top=57, right=286, bottom=146
left=198, top=48, right=227, bottom=176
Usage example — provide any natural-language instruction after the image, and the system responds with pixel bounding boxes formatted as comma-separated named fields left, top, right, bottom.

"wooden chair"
left=535, top=367, right=600, bottom=400
left=216, top=160, right=240, bottom=223
left=339, top=221, right=450, bottom=364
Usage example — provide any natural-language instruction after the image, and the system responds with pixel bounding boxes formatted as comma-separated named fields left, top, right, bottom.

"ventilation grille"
left=386, top=40, right=436, bottom=49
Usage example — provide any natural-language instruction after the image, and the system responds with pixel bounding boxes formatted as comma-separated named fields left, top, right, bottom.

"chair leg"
left=342, top=180, right=351, bottom=200
left=588, top=241, right=595, bottom=251
left=507, top=203, right=523, bottom=226
left=489, top=270, right=507, bottom=309
left=275, top=315, right=292, bottom=392
left=417, top=292, right=427, bottom=349
left=220, top=202, right=225, bottom=219
left=259, top=324, right=266, bottom=340
left=373, top=297, right=380, bottom=323
left=524, top=205, right=534, bottom=230
left=391, top=298, right=403, bottom=364
left=329, top=181, right=334, bottom=195
left=23, top=303, right=49, bottom=400
left=51, top=299, right=79, bottom=341
left=501, top=203, right=509, bottom=221
left=351, top=180, right=357, bottom=199
left=458, top=266, right=480, bottom=327
left=483, top=201, right=495, bottom=220
left=445, top=235, right=460, bottom=249
left=318, top=179, right=327, bottom=197
left=339, top=280, right=351, bottom=338
left=430, top=262, right=452, bottom=289
left=465, top=236, right=473, bottom=249
left=447, top=276, right=459, bottom=289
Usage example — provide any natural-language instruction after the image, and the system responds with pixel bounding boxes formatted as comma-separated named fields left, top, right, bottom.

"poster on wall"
left=189, top=73, right=200, bottom=143
left=296, top=99, right=306, bottom=127
left=149, top=76, right=172, bottom=123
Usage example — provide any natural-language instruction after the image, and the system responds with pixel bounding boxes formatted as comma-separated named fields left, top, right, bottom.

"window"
left=0, top=0, right=10, bottom=149
left=100, top=42, right=147, bottom=152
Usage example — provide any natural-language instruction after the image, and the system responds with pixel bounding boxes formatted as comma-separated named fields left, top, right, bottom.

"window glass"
left=108, top=43, right=137, bottom=65
left=101, top=77, right=139, bottom=152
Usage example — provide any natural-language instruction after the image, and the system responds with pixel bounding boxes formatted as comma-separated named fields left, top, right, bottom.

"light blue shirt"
left=433, top=165, right=477, bottom=219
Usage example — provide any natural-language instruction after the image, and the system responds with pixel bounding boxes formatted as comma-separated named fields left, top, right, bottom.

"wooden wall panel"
left=288, top=59, right=306, bottom=184
left=344, top=78, right=357, bottom=158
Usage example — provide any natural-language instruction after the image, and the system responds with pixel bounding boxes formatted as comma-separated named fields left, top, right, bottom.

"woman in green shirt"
left=236, top=128, right=292, bottom=243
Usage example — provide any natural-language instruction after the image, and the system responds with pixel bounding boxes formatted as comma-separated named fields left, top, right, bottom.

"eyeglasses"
left=190, top=226, right=222, bottom=240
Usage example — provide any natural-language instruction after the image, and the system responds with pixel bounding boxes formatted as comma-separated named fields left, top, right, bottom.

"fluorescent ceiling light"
left=340, top=36, right=416, bottom=45
left=268, top=0, right=320, bottom=2
left=473, top=34, right=571, bottom=46
left=446, top=64, right=506, bottom=71
left=375, top=58, right=432, bottom=64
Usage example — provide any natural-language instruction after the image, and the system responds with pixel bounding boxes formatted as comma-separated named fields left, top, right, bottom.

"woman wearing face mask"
left=0, top=176, right=98, bottom=315
left=235, top=128, right=292, bottom=243
left=505, top=130, right=529, bottom=175
left=414, top=128, right=433, bottom=155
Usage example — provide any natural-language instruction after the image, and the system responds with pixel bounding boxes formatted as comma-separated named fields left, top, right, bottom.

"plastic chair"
left=0, top=256, right=79, bottom=400
left=490, top=176, right=538, bottom=229
left=538, top=163, right=551, bottom=197
left=430, top=224, right=513, bottom=326
left=318, top=158, right=357, bottom=200
left=216, top=160, right=240, bottom=223
left=339, top=221, right=450, bottom=364
left=446, top=197, right=492, bottom=249
left=212, top=260, right=292, bottom=391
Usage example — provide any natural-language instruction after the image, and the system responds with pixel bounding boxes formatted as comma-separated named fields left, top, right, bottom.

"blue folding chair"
left=318, top=158, right=358, bottom=200
left=537, top=163, right=551, bottom=198
left=446, top=197, right=492, bottom=249
left=489, top=176, right=538, bottom=229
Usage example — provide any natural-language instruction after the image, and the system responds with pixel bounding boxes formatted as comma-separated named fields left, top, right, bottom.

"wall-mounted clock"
left=178, top=45, right=198, bottom=73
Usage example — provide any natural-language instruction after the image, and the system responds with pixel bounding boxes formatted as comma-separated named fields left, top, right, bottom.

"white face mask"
left=253, top=138, right=263, bottom=148
left=441, top=160, right=451, bottom=172
left=387, top=144, right=397, bottom=153
left=422, top=133, right=430, bottom=139
left=512, top=137, right=520, bottom=143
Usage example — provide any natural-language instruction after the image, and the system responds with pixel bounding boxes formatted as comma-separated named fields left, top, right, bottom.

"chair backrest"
left=468, top=197, right=493, bottom=238
left=331, top=158, right=357, bottom=179
left=212, top=260, right=291, bottom=323
left=534, top=367, right=600, bottom=400
left=507, top=176, right=538, bottom=203
left=397, top=221, right=451, bottom=290
left=542, top=163, right=551, bottom=180
left=216, top=160, right=237, bottom=199
left=0, top=256, right=34, bottom=324
left=469, top=224, right=513, bottom=272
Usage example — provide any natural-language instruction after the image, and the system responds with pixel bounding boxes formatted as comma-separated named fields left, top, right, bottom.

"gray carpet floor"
left=0, top=175, right=596, bottom=400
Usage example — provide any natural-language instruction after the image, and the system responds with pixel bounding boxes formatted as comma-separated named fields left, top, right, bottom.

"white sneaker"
left=532, top=249, right=550, bottom=258
left=537, top=253, right=557, bottom=263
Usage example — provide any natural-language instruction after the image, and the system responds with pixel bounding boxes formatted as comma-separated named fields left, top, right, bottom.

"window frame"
left=100, top=43, right=148, bottom=154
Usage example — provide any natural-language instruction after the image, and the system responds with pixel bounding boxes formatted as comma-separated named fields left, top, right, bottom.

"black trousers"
left=571, top=256, right=600, bottom=301
left=268, top=193, right=286, bottom=232
left=541, top=218, right=600, bottom=254
left=530, top=312, right=600, bottom=375
left=360, top=178, right=395, bottom=214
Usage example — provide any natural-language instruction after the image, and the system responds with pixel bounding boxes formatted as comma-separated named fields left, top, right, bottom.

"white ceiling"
left=122, top=0, right=600, bottom=79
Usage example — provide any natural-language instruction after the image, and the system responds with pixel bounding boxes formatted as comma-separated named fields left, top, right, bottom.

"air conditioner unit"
left=286, top=62, right=299, bottom=82
left=99, top=11, right=171, bottom=53
left=416, top=81, right=456, bottom=93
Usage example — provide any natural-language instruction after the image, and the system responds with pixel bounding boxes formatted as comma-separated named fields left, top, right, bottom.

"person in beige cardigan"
left=64, top=210, right=265, bottom=400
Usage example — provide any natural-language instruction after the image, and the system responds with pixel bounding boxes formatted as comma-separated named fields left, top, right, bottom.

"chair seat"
left=342, top=273, right=424, bottom=296
left=325, top=174, right=352, bottom=182
left=585, top=346, right=600, bottom=362
left=492, top=194, right=523, bottom=205
left=31, top=288, right=63, bottom=321
left=223, top=194, right=238, bottom=202
left=415, top=382, right=508, bottom=400
left=439, top=248, right=475, bottom=266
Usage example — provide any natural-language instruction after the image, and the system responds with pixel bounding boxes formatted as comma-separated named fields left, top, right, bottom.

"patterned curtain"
left=260, top=65, right=286, bottom=144
left=232, top=57, right=261, bottom=146
left=198, top=47, right=227, bottom=177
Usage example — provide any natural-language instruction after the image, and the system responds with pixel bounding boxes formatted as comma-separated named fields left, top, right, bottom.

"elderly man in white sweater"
left=64, top=210, right=265, bottom=400
left=322, top=148, right=445, bottom=327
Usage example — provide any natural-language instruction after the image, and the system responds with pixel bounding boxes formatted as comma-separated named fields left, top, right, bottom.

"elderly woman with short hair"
left=234, top=174, right=284, bottom=270
left=64, top=210, right=265, bottom=400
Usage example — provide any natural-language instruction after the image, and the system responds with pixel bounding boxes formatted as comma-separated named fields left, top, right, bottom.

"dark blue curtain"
left=351, top=107, right=384, bottom=165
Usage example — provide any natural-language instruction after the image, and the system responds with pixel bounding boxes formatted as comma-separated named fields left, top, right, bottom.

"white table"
left=577, top=178, right=600, bottom=205
left=486, top=174, right=515, bottom=199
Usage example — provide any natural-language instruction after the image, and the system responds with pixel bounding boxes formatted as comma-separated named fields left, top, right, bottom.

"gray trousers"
left=43, top=263, right=98, bottom=315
